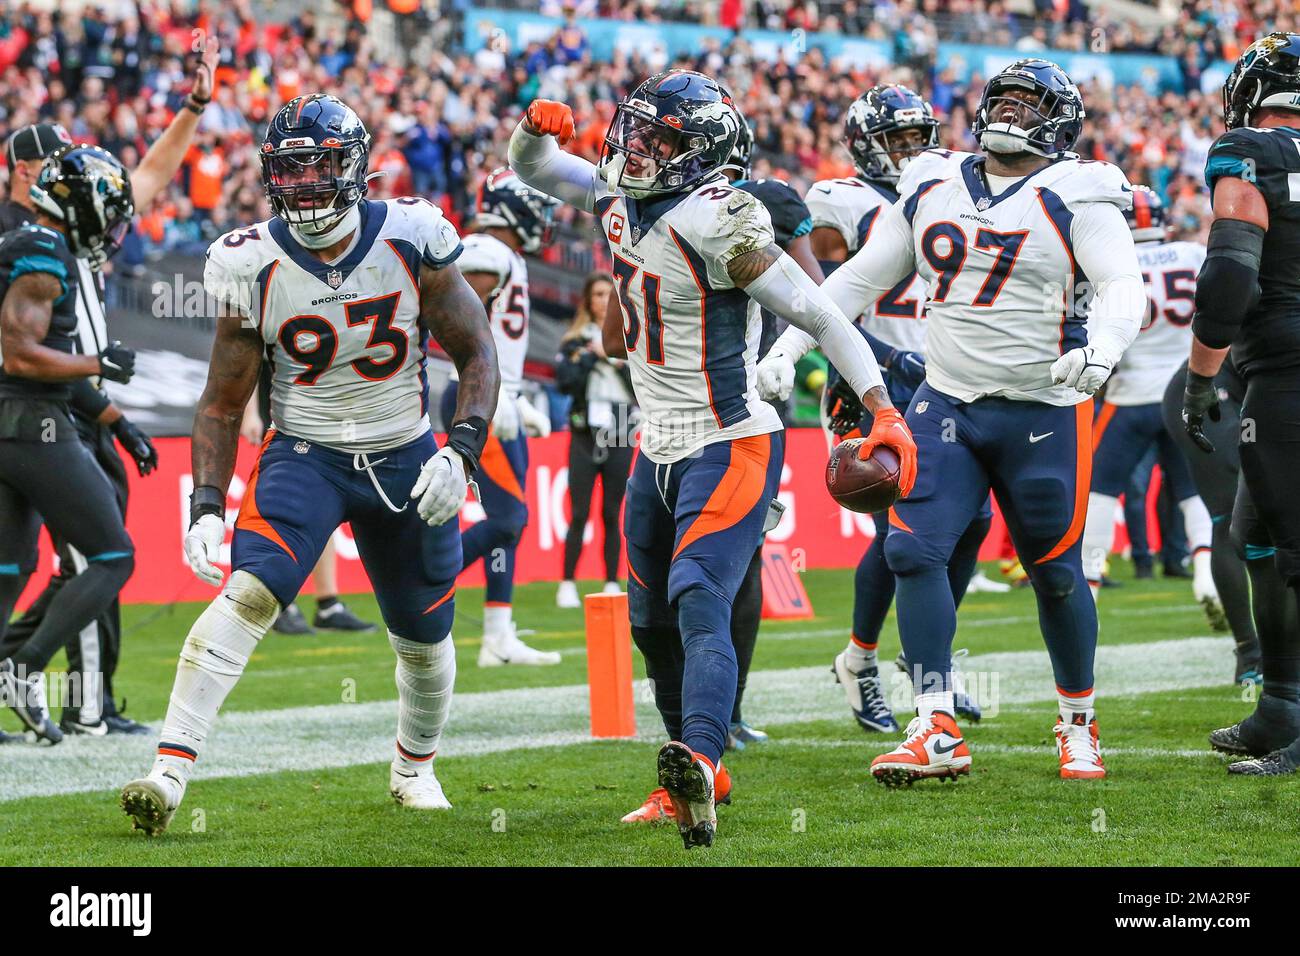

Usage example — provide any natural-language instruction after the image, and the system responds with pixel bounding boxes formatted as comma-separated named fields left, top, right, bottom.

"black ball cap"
left=5, top=123, right=73, bottom=169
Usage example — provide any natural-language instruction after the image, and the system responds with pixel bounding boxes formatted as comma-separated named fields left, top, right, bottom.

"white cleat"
left=1055, top=715, right=1106, bottom=779
left=601, top=580, right=622, bottom=595
left=390, top=761, right=452, bottom=809
left=965, top=570, right=1011, bottom=594
left=556, top=580, right=581, bottom=609
left=120, top=771, right=185, bottom=836
left=478, top=623, right=561, bottom=667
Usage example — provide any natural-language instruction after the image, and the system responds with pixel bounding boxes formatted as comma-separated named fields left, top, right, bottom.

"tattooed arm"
left=0, top=273, right=102, bottom=381
left=419, top=261, right=500, bottom=470
left=729, top=243, right=887, bottom=410
left=192, top=313, right=263, bottom=493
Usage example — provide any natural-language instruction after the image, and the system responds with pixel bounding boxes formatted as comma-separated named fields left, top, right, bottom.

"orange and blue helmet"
left=475, top=167, right=559, bottom=254
left=972, top=59, right=1084, bottom=159
left=261, top=94, right=371, bottom=232
left=844, top=85, right=940, bottom=184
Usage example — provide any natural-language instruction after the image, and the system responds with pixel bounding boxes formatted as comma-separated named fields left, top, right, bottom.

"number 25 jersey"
left=204, top=198, right=463, bottom=453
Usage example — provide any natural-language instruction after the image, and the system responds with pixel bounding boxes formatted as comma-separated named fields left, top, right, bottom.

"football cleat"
left=870, top=711, right=971, bottom=788
left=390, top=761, right=452, bottom=810
left=60, top=715, right=109, bottom=737
left=657, top=742, right=717, bottom=848
left=894, top=651, right=982, bottom=723
left=833, top=652, right=899, bottom=733
left=623, top=762, right=732, bottom=824
left=0, top=658, right=62, bottom=745
left=726, top=720, right=769, bottom=751
left=104, top=705, right=152, bottom=736
left=478, top=622, right=561, bottom=667
left=121, top=771, right=185, bottom=837
left=1227, top=749, right=1300, bottom=776
left=556, top=580, right=581, bottom=609
left=313, top=601, right=376, bottom=632
left=272, top=603, right=314, bottom=635
left=965, top=570, right=1011, bottom=594
left=1055, top=714, right=1106, bottom=779
left=1209, top=695, right=1300, bottom=756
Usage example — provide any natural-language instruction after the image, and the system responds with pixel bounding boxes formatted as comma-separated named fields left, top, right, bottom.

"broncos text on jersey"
left=203, top=197, right=463, bottom=453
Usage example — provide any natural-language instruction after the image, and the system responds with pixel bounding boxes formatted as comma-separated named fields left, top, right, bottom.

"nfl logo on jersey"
left=326, top=268, right=343, bottom=289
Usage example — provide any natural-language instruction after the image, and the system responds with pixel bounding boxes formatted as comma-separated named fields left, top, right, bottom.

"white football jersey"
left=592, top=174, right=781, bottom=463
left=204, top=198, right=463, bottom=453
left=456, top=233, right=529, bottom=394
left=895, top=149, right=1135, bottom=405
left=1104, top=240, right=1204, bottom=406
left=805, top=175, right=927, bottom=353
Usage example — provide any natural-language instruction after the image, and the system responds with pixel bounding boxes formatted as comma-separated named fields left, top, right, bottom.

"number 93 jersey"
left=204, top=198, right=463, bottom=453
left=896, top=149, right=1135, bottom=405
left=592, top=177, right=782, bottom=464
left=454, top=233, right=529, bottom=395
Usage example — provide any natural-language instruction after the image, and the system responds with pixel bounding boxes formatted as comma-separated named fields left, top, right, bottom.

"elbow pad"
left=1191, top=218, right=1264, bottom=349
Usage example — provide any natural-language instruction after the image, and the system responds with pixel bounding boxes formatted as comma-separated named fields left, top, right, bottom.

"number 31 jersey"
left=204, top=197, right=463, bottom=453
left=896, top=149, right=1134, bottom=406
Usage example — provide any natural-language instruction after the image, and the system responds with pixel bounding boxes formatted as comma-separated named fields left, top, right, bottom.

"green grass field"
left=2, top=561, right=1297, bottom=866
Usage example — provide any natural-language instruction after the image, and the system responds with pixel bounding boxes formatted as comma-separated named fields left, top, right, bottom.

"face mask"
left=288, top=203, right=360, bottom=250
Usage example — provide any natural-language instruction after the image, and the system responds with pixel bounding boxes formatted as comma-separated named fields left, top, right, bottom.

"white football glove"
left=492, top=387, right=521, bottom=441
left=1050, top=346, right=1114, bottom=396
left=516, top=394, right=552, bottom=437
left=757, top=351, right=796, bottom=401
left=411, top=447, right=469, bottom=526
left=184, top=512, right=226, bottom=587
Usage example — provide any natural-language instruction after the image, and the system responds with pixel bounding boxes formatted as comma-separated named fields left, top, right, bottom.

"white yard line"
left=0, top=635, right=1237, bottom=803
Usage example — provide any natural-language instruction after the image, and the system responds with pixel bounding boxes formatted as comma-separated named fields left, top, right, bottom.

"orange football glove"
left=858, top=407, right=918, bottom=497
left=525, top=100, right=576, bottom=145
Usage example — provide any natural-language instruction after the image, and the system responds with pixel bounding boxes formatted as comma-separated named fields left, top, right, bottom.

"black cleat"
left=313, top=601, right=376, bottom=632
left=1209, top=695, right=1300, bottom=756
left=0, top=658, right=62, bottom=744
left=60, top=715, right=108, bottom=737
left=272, top=603, right=314, bottom=635
left=1227, top=749, right=1300, bottom=776
left=657, top=741, right=716, bottom=849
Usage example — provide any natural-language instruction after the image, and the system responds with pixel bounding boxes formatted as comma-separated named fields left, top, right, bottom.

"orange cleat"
left=524, top=100, right=575, bottom=144
left=622, top=758, right=732, bottom=824
left=1055, top=714, right=1106, bottom=779
left=870, top=711, right=971, bottom=788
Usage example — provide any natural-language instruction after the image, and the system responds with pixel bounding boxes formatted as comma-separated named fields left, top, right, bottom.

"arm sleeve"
left=743, top=251, right=884, bottom=400
left=1072, top=202, right=1145, bottom=365
left=507, top=122, right=599, bottom=213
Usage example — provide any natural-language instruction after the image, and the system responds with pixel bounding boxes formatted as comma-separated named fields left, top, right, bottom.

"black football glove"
left=1182, top=370, right=1221, bottom=455
left=885, top=349, right=926, bottom=392
left=823, top=373, right=866, bottom=437
left=98, top=341, right=136, bottom=384
left=111, top=416, right=159, bottom=476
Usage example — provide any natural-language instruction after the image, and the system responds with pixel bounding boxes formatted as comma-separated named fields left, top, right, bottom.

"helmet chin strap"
left=980, top=126, right=1048, bottom=160
left=288, top=204, right=360, bottom=250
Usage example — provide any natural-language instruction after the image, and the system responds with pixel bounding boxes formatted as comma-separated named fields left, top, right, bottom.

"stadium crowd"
left=0, top=0, right=1256, bottom=265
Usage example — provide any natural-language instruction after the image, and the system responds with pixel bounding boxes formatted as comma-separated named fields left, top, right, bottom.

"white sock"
left=483, top=604, right=512, bottom=637
left=1058, top=689, right=1096, bottom=726
left=1082, top=493, right=1119, bottom=585
left=151, top=571, right=279, bottom=783
left=844, top=636, right=877, bottom=671
left=390, top=632, right=456, bottom=769
left=916, top=691, right=954, bottom=722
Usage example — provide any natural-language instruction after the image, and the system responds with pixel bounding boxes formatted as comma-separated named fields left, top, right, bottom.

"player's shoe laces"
left=832, top=651, right=898, bottom=733
left=556, top=580, right=581, bottom=609
left=727, top=720, right=768, bottom=751
left=1209, top=695, right=1300, bottom=756
left=478, top=622, right=561, bottom=667
left=1055, top=714, right=1106, bottom=779
left=870, top=711, right=971, bottom=788
left=390, top=761, right=452, bottom=810
left=0, top=658, right=62, bottom=744
left=1227, top=748, right=1300, bottom=776
left=657, top=742, right=717, bottom=848
left=894, top=650, right=982, bottom=723
left=121, top=770, right=185, bottom=836
left=313, top=601, right=376, bottom=632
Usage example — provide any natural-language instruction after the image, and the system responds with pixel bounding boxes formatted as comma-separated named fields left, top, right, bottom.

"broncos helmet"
left=728, top=113, right=755, bottom=177
left=476, top=167, right=559, bottom=254
left=261, top=94, right=371, bottom=233
left=1124, top=185, right=1170, bottom=243
left=845, top=85, right=940, bottom=183
left=600, top=70, right=741, bottom=199
left=29, top=144, right=135, bottom=269
left=972, top=59, right=1084, bottom=159
left=1223, top=33, right=1300, bottom=130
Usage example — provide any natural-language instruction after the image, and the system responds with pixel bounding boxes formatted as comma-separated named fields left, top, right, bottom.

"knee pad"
left=1028, top=560, right=1077, bottom=599
left=218, top=570, right=281, bottom=632
left=389, top=630, right=454, bottom=677
left=884, top=530, right=936, bottom=577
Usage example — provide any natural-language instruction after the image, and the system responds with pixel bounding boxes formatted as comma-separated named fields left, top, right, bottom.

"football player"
left=120, top=95, right=499, bottom=834
left=443, top=167, right=561, bottom=667
left=1180, top=33, right=1300, bottom=776
left=762, top=85, right=993, bottom=736
left=766, top=59, right=1145, bottom=784
left=510, top=70, right=917, bottom=846
left=1079, top=186, right=1221, bottom=623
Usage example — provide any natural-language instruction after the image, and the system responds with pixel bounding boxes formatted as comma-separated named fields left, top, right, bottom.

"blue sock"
left=894, top=567, right=956, bottom=695
left=676, top=587, right=737, bottom=766
left=851, top=520, right=896, bottom=645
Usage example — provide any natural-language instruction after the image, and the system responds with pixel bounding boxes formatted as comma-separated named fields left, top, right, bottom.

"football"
left=826, top=439, right=902, bottom=514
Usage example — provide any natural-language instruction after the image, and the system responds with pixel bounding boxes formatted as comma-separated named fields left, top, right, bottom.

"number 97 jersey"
left=203, top=198, right=463, bottom=453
